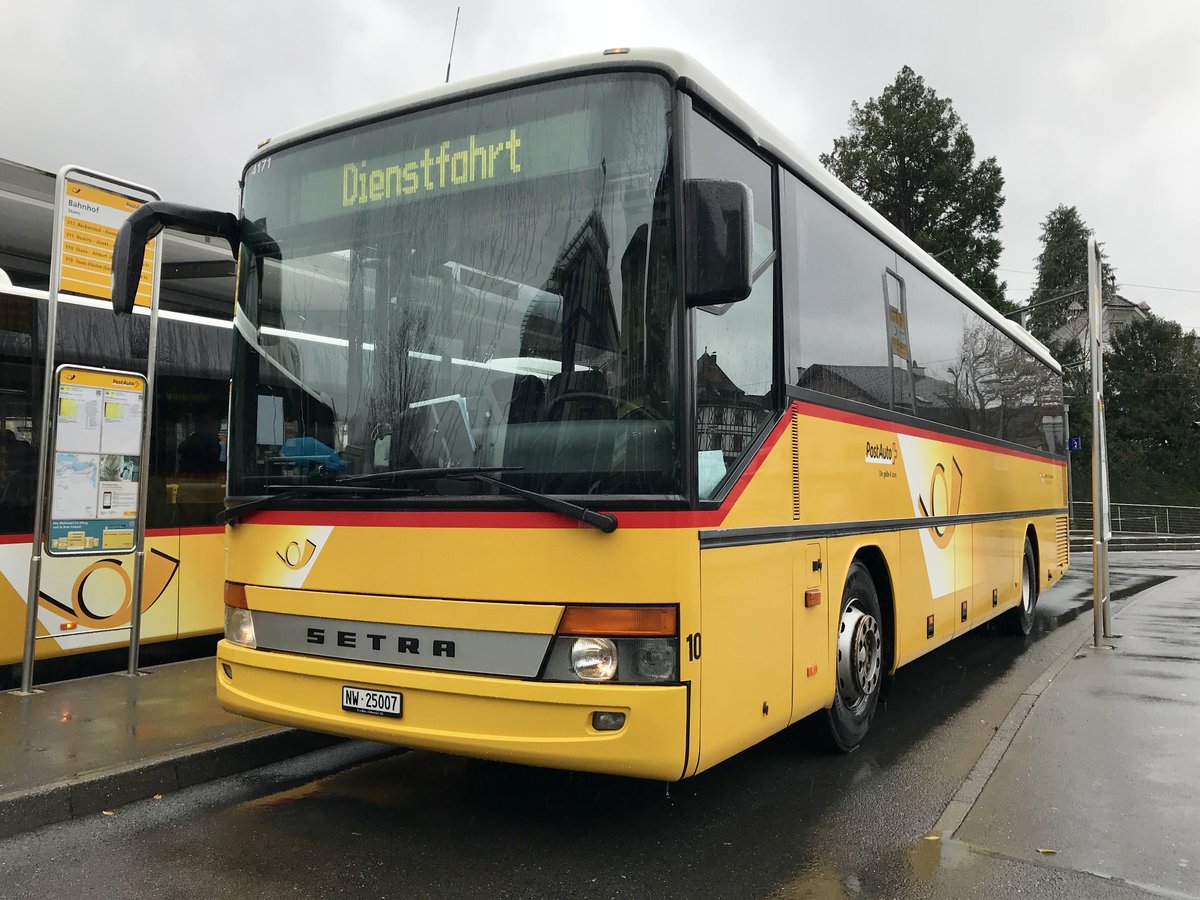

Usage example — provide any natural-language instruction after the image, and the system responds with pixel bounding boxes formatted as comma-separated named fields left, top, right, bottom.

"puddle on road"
left=908, top=833, right=976, bottom=879
left=239, top=780, right=325, bottom=810
left=763, top=862, right=860, bottom=898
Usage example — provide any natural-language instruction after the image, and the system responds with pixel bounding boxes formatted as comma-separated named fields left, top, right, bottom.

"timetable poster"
left=47, top=366, right=146, bottom=556
left=59, top=179, right=156, bottom=307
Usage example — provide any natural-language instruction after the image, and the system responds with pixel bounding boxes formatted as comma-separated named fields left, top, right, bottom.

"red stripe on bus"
left=160, top=400, right=1065, bottom=532
left=243, top=411, right=799, bottom=530
left=0, top=525, right=225, bottom=545
left=792, top=400, right=1069, bottom=466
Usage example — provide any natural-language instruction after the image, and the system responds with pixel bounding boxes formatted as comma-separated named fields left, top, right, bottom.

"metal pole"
left=126, top=230, right=161, bottom=676
left=1063, top=402, right=1073, bottom=511
left=15, top=165, right=161, bottom=692
left=1102, top=540, right=1114, bottom=636
left=17, top=169, right=71, bottom=694
left=1089, top=236, right=1109, bottom=649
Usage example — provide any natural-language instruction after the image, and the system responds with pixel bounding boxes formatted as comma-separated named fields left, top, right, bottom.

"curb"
left=932, top=620, right=1086, bottom=837
left=930, top=569, right=1180, bottom=839
left=0, top=728, right=342, bottom=841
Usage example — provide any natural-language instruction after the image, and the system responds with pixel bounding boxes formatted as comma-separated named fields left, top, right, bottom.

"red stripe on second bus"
left=0, top=525, right=225, bottom=546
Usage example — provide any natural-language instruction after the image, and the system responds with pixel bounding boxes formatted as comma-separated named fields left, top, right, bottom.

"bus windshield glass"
left=230, top=74, right=679, bottom=499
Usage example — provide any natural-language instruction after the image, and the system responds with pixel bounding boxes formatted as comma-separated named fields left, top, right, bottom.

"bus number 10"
left=685, top=632, right=702, bottom=661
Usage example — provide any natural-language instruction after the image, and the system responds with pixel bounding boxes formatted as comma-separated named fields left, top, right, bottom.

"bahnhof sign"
left=0, top=157, right=233, bottom=311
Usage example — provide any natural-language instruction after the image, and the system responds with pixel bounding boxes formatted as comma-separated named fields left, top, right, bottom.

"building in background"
left=1049, top=293, right=1151, bottom=354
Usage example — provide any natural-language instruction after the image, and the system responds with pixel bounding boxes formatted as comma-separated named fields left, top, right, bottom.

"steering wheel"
left=543, top=392, right=619, bottom=418
left=617, top=403, right=662, bottom=421
left=543, top=392, right=668, bottom=422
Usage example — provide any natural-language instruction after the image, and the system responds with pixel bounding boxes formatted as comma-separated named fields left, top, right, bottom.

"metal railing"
left=1071, top=501, right=1200, bottom=535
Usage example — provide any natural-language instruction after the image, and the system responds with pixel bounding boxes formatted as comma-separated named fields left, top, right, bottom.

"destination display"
left=59, top=180, right=156, bottom=307
left=241, top=99, right=601, bottom=228
left=47, top=366, right=146, bottom=556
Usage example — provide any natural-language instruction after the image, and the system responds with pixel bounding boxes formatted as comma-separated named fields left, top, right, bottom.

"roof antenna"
left=445, top=7, right=461, bottom=84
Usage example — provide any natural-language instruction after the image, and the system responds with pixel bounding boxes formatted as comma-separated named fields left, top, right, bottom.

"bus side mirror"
left=112, top=202, right=241, bottom=315
left=684, top=179, right=753, bottom=308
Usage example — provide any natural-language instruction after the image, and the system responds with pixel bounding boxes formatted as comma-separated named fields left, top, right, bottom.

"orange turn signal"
left=804, top=589, right=822, bottom=608
left=558, top=605, right=677, bottom=637
left=60, top=621, right=78, bottom=631
left=224, top=581, right=248, bottom=609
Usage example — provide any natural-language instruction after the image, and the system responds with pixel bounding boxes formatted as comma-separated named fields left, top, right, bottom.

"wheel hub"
left=1021, top=559, right=1033, bottom=613
left=837, top=602, right=882, bottom=708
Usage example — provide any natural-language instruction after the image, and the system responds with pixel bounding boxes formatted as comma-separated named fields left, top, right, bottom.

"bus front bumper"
left=216, top=640, right=690, bottom=781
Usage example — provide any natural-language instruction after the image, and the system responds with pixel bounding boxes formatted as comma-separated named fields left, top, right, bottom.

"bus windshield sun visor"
left=112, top=201, right=241, bottom=315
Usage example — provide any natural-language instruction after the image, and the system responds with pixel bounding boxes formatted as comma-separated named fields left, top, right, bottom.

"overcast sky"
left=3, top=1, right=1197, bottom=328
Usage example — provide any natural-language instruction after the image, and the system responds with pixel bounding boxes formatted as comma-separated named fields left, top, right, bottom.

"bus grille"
left=1055, top=515, right=1069, bottom=566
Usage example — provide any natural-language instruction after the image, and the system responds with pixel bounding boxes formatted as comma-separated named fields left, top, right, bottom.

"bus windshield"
left=230, top=73, right=679, bottom=499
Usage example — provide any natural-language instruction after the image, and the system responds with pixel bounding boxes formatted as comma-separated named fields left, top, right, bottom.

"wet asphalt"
left=0, top=551, right=1194, bottom=900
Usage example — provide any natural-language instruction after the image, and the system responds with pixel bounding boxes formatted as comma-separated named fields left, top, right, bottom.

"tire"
left=1004, top=537, right=1038, bottom=636
left=825, top=561, right=885, bottom=752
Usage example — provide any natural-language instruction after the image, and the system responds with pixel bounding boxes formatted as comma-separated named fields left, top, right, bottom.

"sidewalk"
left=0, top=657, right=338, bottom=840
left=947, top=569, right=1200, bottom=898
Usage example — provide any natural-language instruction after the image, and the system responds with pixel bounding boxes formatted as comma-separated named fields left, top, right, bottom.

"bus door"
left=159, top=373, right=227, bottom=639
left=791, top=540, right=829, bottom=721
left=698, top=544, right=793, bottom=771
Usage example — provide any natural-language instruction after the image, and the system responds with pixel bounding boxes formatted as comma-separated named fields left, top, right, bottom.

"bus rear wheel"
left=825, top=562, right=883, bottom=752
left=1004, top=537, right=1038, bottom=636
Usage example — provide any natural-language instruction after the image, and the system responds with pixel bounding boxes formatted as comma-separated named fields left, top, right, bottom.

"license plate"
left=342, top=685, right=402, bottom=718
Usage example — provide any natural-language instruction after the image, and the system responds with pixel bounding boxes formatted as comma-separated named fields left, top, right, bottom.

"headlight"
left=632, top=639, right=675, bottom=681
left=224, top=606, right=257, bottom=648
left=541, top=605, right=679, bottom=683
left=570, top=637, right=618, bottom=681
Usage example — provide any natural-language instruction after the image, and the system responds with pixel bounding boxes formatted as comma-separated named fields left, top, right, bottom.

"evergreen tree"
left=1027, top=205, right=1117, bottom=343
left=1106, top=315, right=1200, bottom=464
left=821, top=66, right=1010, bottom=311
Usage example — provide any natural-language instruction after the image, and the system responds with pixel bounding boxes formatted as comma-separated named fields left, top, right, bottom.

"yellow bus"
left=113, top=49, right=1068, bottom=780
left=0, top=282, right=229, bottom=673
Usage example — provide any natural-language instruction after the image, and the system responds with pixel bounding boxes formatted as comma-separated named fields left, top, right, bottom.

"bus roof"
left=249, top=48, right=1058, bottom=373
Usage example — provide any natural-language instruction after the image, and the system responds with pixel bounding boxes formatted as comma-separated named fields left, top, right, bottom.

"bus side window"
left=785, top=172, right=895, bottom=408
left=689, top=108, right=779, bottom=500
left=0, top=291, right=36, bottom=535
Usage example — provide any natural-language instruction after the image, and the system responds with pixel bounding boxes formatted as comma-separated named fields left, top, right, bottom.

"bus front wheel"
left=826, top=561, right=884, bottom=752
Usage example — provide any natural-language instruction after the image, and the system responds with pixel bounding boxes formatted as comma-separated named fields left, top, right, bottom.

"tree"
left=1026, top=205, right=1117, bottom=343
left=1074, top=314, right=1200, bottom=506
left=1106, top=315, right=1200, bottom=452
left=821, top=66, right=1009, bottom=311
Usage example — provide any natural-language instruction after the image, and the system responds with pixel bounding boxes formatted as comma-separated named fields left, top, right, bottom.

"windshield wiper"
left=452, top=472, right=618, bottom=534
left=220, top=465, right=618, bottom=534
left=219, top=466, right=520, bottom=525
left=354, top=466, right=618, bottom=533
left=219, top=484, right=417, bottom=525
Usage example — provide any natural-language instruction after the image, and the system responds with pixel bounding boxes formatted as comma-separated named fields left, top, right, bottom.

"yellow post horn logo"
left=918, top=458, right=963, bottom=549
left=37, top=549, right=180, bottom=628
left=277, top=539, right=317, bottom=569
